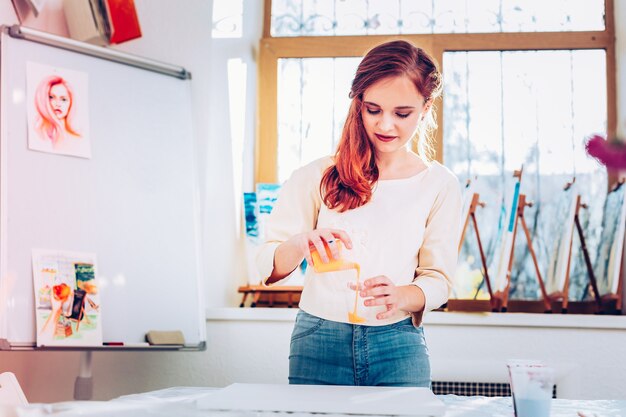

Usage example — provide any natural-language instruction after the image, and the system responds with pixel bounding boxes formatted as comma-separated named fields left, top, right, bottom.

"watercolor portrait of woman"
left=27, top=62, right=91, bottom=158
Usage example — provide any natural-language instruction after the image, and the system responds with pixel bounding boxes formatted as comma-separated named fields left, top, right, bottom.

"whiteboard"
left=0, top=27, right=205, bottom=349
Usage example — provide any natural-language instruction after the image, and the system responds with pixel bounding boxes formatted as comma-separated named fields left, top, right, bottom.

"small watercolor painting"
left=244, top=192, right=259, bottom=243
left=243, top=191, right=261, bottom=284
left=32, top=249, right=101, bottom=347
left=256, top=183, right=281, bottom=242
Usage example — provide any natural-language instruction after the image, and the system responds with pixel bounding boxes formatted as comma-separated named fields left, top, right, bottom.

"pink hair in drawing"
left=34, top=75, right=81, bottom=145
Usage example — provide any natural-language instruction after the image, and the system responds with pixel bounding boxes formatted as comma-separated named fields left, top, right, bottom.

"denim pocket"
left=389, top=321, right=429, bottom=357
left=391, top=319, right=423, bottom=334
left=291, top=310, right=324, bottom=341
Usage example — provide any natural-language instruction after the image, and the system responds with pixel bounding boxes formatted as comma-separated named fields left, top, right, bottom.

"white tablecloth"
left=8, top=387, right=626, bottom=417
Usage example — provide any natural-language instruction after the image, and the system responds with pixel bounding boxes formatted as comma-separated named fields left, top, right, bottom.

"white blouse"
left=256, top=156, right=462, bottom=326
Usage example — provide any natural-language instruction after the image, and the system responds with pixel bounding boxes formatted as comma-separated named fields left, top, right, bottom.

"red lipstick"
left=375, top=133, right=396, bottom=142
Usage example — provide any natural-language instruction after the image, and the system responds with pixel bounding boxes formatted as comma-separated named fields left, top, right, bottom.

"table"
left=8, top=387, right=626, bottom=416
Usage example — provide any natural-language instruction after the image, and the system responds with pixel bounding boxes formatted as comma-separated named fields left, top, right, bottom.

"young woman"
left=257, top=40, right=462, bottom=387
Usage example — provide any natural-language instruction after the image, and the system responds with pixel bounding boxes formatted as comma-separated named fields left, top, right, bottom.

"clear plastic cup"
left=507, top=361, right=553, bottom=417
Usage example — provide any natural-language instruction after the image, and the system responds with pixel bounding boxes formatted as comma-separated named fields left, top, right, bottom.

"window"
left=257, top=0, right=616, bottom=304
left=277, top=57, right=360, bottom=182
left=444, top=49, right=608, bottom=301
left=270, top=0, right=605, bottom=37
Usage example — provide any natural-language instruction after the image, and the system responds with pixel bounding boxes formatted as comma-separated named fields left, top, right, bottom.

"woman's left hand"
left=360, top=276, right=424, bottom=320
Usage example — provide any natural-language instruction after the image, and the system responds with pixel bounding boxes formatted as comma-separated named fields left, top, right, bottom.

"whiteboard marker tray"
left=196, top=383, right=445, bottom=416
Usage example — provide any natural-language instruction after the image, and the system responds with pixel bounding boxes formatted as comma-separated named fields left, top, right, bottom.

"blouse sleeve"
left=255, top=160, right=325, bottom=286
left=410, top=175, right=463, bottom=326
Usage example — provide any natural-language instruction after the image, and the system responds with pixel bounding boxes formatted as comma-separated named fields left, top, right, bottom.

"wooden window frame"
left=256, top=0, right=616, bottom=184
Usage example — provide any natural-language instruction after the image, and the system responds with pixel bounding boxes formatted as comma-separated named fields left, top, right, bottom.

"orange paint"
left=311, top=241, right=366, bottom=324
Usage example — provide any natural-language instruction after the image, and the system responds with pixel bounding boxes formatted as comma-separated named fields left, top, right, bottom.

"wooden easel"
left=457, top=192, right=496, bottom=310
left=494, top=168, right=552, bottom=313
left=543, top=180, right=578, bottom=313
left=567, top=194, right=603, bottom=312
left=498, top=193, right=552, bottom=312
left=584, top=179, right=626, bottom=314
left=543, top=181, right=613, bottom=313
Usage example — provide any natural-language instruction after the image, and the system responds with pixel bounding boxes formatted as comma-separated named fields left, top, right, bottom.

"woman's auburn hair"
left=320, top=40, right=443, bottom=213
left=34, top=75, right=81, bottom=145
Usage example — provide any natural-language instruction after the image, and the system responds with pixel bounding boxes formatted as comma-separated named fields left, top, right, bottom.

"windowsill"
left=205, top=307, right=626, bottom=330
left=206, top=307, right=298, bottom=322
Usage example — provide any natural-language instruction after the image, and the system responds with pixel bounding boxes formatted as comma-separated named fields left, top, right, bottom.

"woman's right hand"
left=268, top=228, right=353, bottom=284
left=290, top=229, right=352, bottom=266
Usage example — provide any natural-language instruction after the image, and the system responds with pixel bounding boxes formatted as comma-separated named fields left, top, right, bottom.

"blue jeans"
left=289, top=310, right=431, bottom=386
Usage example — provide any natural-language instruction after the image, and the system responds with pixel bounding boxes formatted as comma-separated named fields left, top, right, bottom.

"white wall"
left=0, top=0, right=625, bottom=404
left=0, top=2, right=19, bottom=28
left=110, top=0, right=249, bottom=309
left=116, top=0, right=264, bottom=309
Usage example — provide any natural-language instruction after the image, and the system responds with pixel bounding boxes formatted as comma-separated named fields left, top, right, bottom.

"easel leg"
left=251, top=291, right=261, bottom=308
left=575, top=214, right=602, bottom=311
left=491, top=294, right=502, bottom=312
left=471, top=212, right=495, bottom=310
left=519, top=214, right=552, bottom=312
left=501, top=219, right=521, bottom=313
left=561, top=213, right=577, bottom=314
left=616, top=255, right=624, bottom=314
left=239, top=292, right=248, bottom=308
